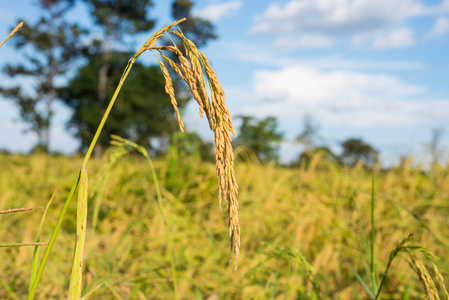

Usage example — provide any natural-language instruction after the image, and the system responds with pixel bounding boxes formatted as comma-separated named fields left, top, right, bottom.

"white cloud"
left=437, top=0, right=449, bottom=12
left=274, top=35, right=333, bottom=49
left=371, top=27, right=416, bottom=49
left=251, top=0, right=426, bottom=36
left=239, top=65, right=448, bottom=131
left=193, top=1, right=242, bottom=22
left=427, top=17, right=449, bottom=37
left=249, top=0, right=449, bottom=49
left=213, top=40, right=423, bottom=70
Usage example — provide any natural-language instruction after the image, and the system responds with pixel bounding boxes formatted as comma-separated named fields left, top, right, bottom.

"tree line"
left=232, top=115, right=379, bottom=168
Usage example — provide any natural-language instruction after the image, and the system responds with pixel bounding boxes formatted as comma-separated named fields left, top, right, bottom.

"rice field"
left=1, top=149, right=448, bottom=299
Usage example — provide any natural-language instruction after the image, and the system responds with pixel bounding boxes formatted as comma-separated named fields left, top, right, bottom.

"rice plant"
left=1, top=19, right=240, bottom=299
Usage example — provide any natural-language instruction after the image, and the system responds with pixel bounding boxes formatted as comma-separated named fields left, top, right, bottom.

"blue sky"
left=1, top=0, right=449, bottom=164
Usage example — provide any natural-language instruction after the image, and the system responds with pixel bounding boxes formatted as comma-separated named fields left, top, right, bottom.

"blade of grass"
left=29, top=194, right=54, bottom=293
left=29, top=19, right=188, bottom=298
left=370, top=172, right=378, bottom=290
left=68, top=166, right=88, bottom=299
left=28, top=171, right=80, bottom=299
left=344, top=258, right=376, bottom=299
left=269, top=259, right=280, bottom=300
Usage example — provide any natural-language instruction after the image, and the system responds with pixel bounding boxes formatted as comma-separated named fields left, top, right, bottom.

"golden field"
left=1, top=149, right=448, bottom=299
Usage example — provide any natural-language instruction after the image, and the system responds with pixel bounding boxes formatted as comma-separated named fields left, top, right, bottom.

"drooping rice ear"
left=153, top=53, right=184, bottom=132
left=148, top=23, right=240, bottom=269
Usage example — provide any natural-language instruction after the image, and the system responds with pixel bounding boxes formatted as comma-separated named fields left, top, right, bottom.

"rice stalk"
left=132, top=20, right=240, bottom=268
left=0, top=204, right=48, bottom=249
left=28, top=19, right=188, bottom=299
left=0, top=242, right=48, bottom=247
left=24, top=17, right=239, bottom=298
left=0, top=207, right=42, bottom=214
left=28, top=171, right=81, bottom=300
left=163, top=27, right=240, bottom=269
left=30, top=194, right=54, bottom=294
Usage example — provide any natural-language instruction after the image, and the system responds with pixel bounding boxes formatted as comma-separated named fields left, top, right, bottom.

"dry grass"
left=1, top=152, right=448, bottom=299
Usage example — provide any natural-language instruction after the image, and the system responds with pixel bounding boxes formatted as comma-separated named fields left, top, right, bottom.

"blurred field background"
left=2, top=1, right=449, bottom=299
left=1, top=147, right=448, bottom=299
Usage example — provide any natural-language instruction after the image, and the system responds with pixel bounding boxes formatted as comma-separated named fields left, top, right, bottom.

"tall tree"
left=233, top=116, right=284, bottom=163
left=63, top=0, right=218, bottom=155
left=340, top=138, right=379, bottom=167
left=79, top=0, right=155, bottom=155
left=0, top=0, right=85, bottom=151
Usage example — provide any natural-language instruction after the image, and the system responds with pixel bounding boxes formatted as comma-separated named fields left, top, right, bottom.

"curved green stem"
left=82, top=57, right=136, bottom=167
left=28, top=57, right=137, bottom=300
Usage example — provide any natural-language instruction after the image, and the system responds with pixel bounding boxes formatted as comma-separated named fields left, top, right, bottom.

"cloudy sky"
left=1, top=0, right=449, bottom=163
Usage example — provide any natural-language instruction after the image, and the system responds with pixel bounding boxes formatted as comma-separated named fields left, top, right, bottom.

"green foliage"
left=172, top=0, right=217, bottom=48
left=81, top=0, right=155, bottom=39
left=234, top=115, right=284, bottom=163
left=60, top=52, right=178, bottom=150
left=340, top=138, right=379, bottom=167
left=0, top=0, right=85, bottom=150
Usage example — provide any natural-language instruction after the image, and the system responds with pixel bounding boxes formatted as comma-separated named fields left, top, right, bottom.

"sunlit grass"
left=1, top=151, right=448, bottom=299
